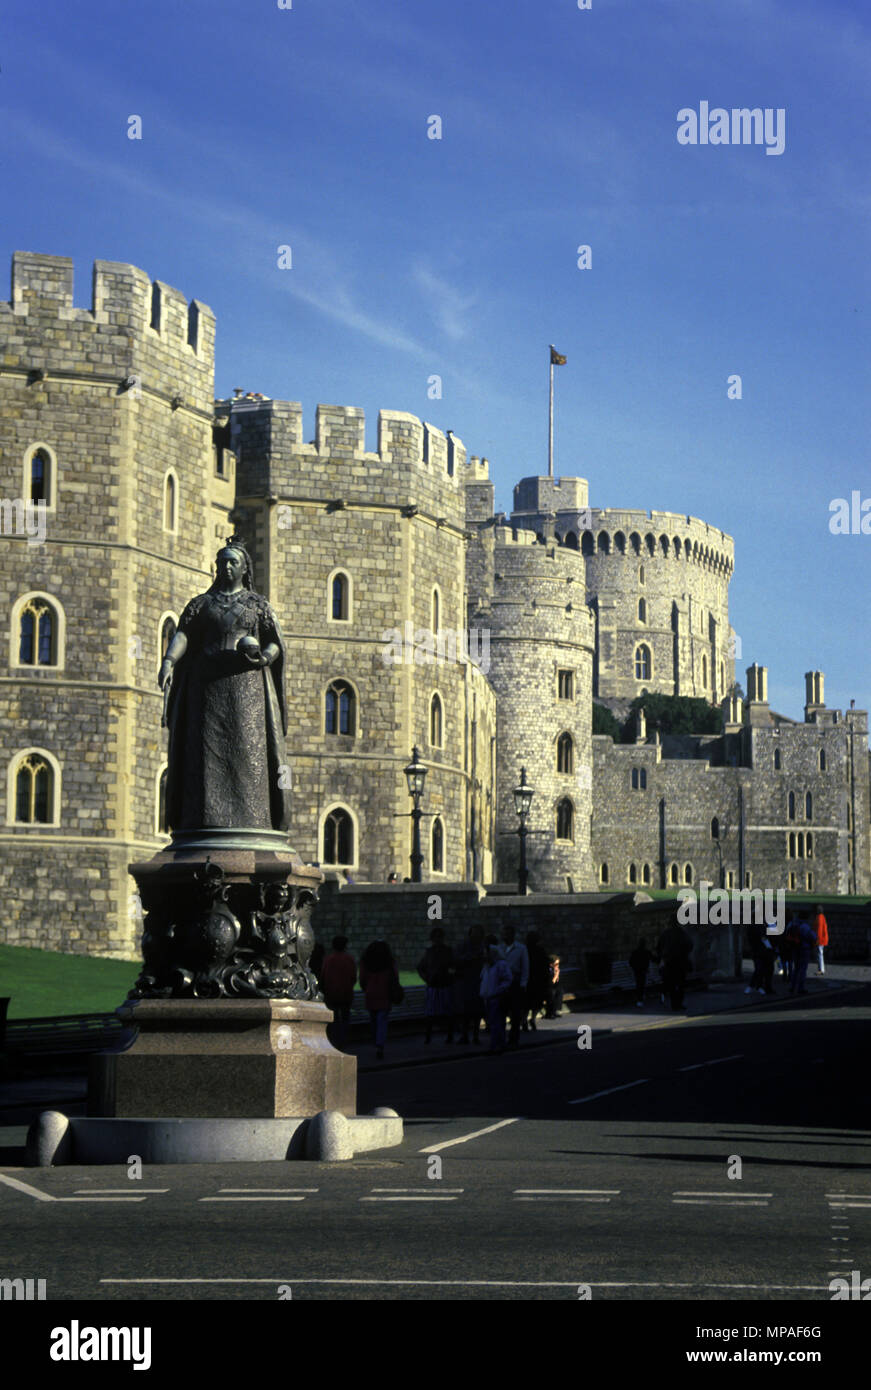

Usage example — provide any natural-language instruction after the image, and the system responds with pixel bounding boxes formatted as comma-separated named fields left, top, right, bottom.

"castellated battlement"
left=484, top=529, right=594, bottom=647
left=223, top=398, right=477, bottom=528
left=586, top=508, right=734, bottom=574
left=0, top=253, right=215, bottom=410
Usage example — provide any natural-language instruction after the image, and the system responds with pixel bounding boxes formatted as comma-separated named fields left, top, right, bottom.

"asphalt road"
left=1, top=985, right=869, bottom=1304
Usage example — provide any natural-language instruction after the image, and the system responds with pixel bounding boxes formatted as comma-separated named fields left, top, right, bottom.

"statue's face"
left=217, top=548, right=244, bottom=585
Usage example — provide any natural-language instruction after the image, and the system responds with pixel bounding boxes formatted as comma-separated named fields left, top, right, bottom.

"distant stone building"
left=0, top=252, right=867, bottom=957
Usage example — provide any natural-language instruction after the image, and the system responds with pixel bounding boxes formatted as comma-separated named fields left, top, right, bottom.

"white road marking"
left=569, top=1080, right=648, bottom=1105
left=73, top=1189, right=169, bottom=1194
left=200, top=1196, right=307, bottom=1202
left=219, top=1188, right=318, bottom=1193
left=678, top=1054, right=744, bottom=1072
left=369, top=1188, right=464, bottom=1193
left=0, top=1173, right=55, bottom=1202
left=827, top=1202, right=871, bottom=1209
left=360, top=1196, right=459, bottom=1202
left=99, top=1278, right=831, bottom=1291
left=419, top=1118, right=520, bottom=1152
left=514, top=1196, right=611, bottom=1202
left=56, top=1197, right=149, bottom=1203
left=672, top=1199, right=769, bottom=1207
left=673, top=1191, right=772, bottom=1198
left=514, top=1189, right=620, bottom=1195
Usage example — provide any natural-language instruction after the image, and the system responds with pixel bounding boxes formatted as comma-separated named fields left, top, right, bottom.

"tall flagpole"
left=548, top=350, right=554, bottom=478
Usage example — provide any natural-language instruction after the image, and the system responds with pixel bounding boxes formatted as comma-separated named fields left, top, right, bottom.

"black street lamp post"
left=403, top=746, right=428, bottom=883
left=513, top=767, right=534, bottom=895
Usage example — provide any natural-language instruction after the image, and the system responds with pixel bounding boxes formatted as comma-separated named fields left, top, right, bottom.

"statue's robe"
left=165, top=588, right=291, bottom=832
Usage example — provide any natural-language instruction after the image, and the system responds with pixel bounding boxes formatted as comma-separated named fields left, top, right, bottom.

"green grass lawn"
left=0, top=944, right=423, bottom=1020
left=0, top=944, right=141, bottom=1019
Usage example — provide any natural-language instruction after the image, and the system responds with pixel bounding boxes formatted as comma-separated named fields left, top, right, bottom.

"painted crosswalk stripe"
left=419, top=1118, right=520, bottom=1152
left=0, top=1174, right=55, bottom=1202
left=673, top=1191, right=772, bottom=1198
left=569, top=1080, right=648, bottom=1105
left=679, top=1054, right=743, bottom=1072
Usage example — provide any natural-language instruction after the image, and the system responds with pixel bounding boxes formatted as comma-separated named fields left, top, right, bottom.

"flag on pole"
left=550, top=346, right=567, bottom=365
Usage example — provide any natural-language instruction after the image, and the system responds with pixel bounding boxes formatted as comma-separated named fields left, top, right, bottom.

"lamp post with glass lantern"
left=404, top=746, right=428, bottom=883
left=513, top=767, right=534, bottom=895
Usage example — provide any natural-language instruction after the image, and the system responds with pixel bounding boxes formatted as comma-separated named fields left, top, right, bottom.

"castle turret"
left=0, top=252, right=220, bottom=956
left=480, top=526, right=596, bottom=892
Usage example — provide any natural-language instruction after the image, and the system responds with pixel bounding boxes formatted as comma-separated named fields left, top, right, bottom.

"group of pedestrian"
left=744, top=905, right=828, bottom=999
left=627, top=926, right=694, bottom=1012
left=418, top=925, right=563, bottom=1055
left=318, top=935, right=402, bottom=1059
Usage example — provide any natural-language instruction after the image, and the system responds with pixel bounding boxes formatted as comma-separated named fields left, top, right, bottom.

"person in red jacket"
left=359, top=940, right=401, bottom=1060
left=321, top=935, right=357, bottom=1050
left=812, top=905, right=829, bottom=975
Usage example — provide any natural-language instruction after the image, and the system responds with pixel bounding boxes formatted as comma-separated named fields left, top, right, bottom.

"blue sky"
left=2, top=0, right=868, bottom=721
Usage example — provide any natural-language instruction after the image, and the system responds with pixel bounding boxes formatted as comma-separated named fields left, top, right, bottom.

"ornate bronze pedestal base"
left=128, top=834, right=322, bottom=1000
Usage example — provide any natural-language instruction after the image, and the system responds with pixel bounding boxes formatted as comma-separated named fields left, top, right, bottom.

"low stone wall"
left=310, top=882, right=741, bottom=984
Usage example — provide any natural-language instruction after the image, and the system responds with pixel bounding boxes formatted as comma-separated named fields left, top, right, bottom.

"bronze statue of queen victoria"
left=158, top=537, right=291, bottom=834
left=128, top=537, right=320, bottom=999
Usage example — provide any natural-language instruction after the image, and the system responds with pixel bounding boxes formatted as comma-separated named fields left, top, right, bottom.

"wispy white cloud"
left=411, top=265, right=477, bottom=341
left=1, top=111, right=436, bottom=359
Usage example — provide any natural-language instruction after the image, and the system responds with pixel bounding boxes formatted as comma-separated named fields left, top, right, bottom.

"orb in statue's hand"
left=237, top=635, right=262, bottom=662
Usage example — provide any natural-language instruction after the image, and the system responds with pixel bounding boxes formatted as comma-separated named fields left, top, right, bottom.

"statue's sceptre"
left=161, top=669, right=172, bottom=728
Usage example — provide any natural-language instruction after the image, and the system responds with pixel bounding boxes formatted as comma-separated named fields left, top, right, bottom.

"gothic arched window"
left=13, top=753, right=54, bottom=824
left=18, top=597, right=57, bottom=666
left=330, top=572, right=350, bottom=621
left=323, top=807, right=354, bottom=865
left=325, top=680, right=356, bottom=736
left=556, top=798, right=574, bottom=841
left=430, top=694, right=443, bottom=747
left=557, top=732, right=574, bottom=774
left=163, top=471, right=177, bottom=532
left=30, top=448, right=50, bottom=504
left=635, top=645, right=651, bottom=681
left=431, top=816, right=444, bottom=873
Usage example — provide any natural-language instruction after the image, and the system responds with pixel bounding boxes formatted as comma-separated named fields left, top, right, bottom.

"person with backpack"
left=544, top=954, right=563, bottom=1018
left=745, top=920, right=775, bottom=996
left=417, top=926, right=454, bottom=1044
left=790, top=914, right=817, bottom=996
left=359, top=939, right=402, bottom=1060
left=480, top=938, right=513, bottom=1054
left=321, top=934, right=357, bottom=1049
left=812, top=904, right=829, bottom=975
left=657, top=922, right=693, bottom=1011
left=782, top=913, right=802, bottom=990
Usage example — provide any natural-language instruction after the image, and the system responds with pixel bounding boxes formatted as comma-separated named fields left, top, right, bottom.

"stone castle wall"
left=223, top=398, right=497, bottom=884
left=0, top=253, right=221, bottom=955
left=591, top=701, right=870, bottom=896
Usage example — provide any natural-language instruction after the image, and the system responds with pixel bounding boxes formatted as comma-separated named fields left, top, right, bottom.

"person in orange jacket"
left=812, top=905, right=829, bottom=975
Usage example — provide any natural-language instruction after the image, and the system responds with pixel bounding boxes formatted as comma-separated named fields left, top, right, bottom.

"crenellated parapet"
left=222, top=398, right=475, bottom=530
left=584, top=508, right=734, bottom=577
left=0, top=252, right=215, bottom=414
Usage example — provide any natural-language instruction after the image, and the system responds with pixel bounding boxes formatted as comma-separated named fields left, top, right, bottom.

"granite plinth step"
left=26, top=1108, right=402, bottom=1164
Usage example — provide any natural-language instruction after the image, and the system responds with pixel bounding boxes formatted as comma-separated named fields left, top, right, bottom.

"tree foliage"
left=619, top=692, right=723, bottom=741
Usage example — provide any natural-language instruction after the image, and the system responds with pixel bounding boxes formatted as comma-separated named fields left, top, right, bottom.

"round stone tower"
left=480, top=527, right=596, bottom=892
